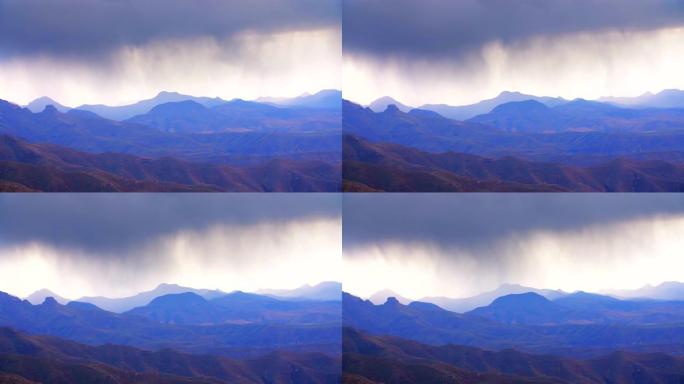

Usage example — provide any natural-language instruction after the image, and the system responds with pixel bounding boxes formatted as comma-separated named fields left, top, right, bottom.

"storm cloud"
left=344, top=0, right=684, bottom=59
left=343, top=194, right=684, bottom=299
left=0, top=0, right=339, bottom=58
left=0, top=194, right=341, bottom=299
left=343, top=194, right=684, bottom=252
left=0, top=0, right=341, bottom=106
left=343, top=0, right=684, bottom=106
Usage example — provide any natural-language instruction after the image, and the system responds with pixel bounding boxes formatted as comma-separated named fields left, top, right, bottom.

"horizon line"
left=7, top=88, right=342, bottom=110
left=347, top=87, right=684, bottom=110
left=9, top=280, right=342, bottom=302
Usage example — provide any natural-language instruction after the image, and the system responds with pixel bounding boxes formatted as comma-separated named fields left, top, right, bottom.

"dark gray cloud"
left=344, top=0, right=684, bottom=60
left=0, top=0, right=340, bottom=58
left=0, top=193, right=340, bottom=255
left=343, top=193, right=684, bottom=253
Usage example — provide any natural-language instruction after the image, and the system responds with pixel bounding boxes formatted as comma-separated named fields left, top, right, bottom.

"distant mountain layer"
left=258, top=282, right=342, bottom=301
left=0, top=327, right=339, bottom=384
left=343, top=134, right=684, bottom=192
left=28, top=282, right=342, bottom=313
left=258, top=90, right=341, bottom=110
left=25, top=96, right=70, bottom=113
left=24, top=289, right=69, bottom=305
left=420, top=91, right=567, bottom=120
left=29, top=89, right=341, bottom=121
left=601, top=89, right=684, bottom=109
left=420, top=284, right=567, bottom=313
left=75, top=91, right=227, bottom=120
left=76, top=283, right=226, bottom=313
left=343, top=98, right=684, bottom=191
left=126, top=98, right=340, bottom=134
left=468, top=98, right=684, bottom=133
left=344, top=327, right=684, bottom=384
left=367, top=96, right=413, bottom=113
left=467, top=291, right=684, bottom=326
left=342, top=292, right=684, bottom=357
left=0, top=99, right=340, bottom=160
left=0, top=290, right=340, bottom=357
left=367, top=289, right=412, bottom=305
left=366, top=89, right=684, bottom=121
left=125, top=291, right=340, bottom=326
left=0, top=134, right=339, bottom=192
left=344, top=99, right=684, bottom=160
left=605, top=281, right=684, bottom=301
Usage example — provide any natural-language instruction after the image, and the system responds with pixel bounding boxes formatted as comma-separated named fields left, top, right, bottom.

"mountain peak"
left=491, top=292, right=550, bottom=307
left=156, top=283, right=181, bottom=289
left=369, top=96, right=412, bottom=113
left=26, top=289, right=68, bottom=305
left=384, top=297, right=401, bottom=306
left=498, top=91, right=523, bottom=97
left=30, top=288, right=56, bottom=295
left=41, top=105, right=58, bottom=114
left=31, top=96, right=58, bottom=104
left=26, top=96, right=70, bottom=113
left=148, top=100, right=205, bottom=114
left=42, top=297, right=59, bottom=306
left=156, top=91, right=181, bottom=97
left=491, top=99, right=548, bottom=114
left=148, top=292, right=206, bottom=307
left=384, top=104, right=400, bottom=113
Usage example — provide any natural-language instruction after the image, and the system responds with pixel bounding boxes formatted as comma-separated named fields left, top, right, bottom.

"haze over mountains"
left=24, top=90, right=341, bottom=120
left=366, top=89, right=684, bottom=120
left=0, top=282, right=342, bottom=383
left=23, top=281, right=341, bottom=313
left=258, top=282, right=342, bottom=302
left=345, top=90, right=684, bottom=191
left=362, top=282, right=684, bottom=313
left=1, top=90, right=341, bottom=191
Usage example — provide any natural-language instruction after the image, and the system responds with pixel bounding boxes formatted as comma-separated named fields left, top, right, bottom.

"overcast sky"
left=0, top=0, right=341, bottom=106
left=0, top=194, right=341, bottom=299
left=343, top=194, right=684, bottom=300
left=343, top=0, right=684, bottom=106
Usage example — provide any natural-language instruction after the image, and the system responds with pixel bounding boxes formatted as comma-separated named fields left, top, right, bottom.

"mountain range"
left=74, top=284, right=226, bottom=313
left=342, top=287, right=684, bottom=382
left=23, top=281, right=341, bottom=313
left=257, top=282, right=342, bottom=302
left=366, top=289, right=412, bottom=305
left=343, top=290, right=684, bottom=357
left=74, top=91, right=227, bottom=120
left=343, top=134, right=684, bottom=192
left=24, top=289, right=70, bottom=306
left=600, top=89, right=684, bottom=109
left=0, top=290, right=340, bottom=355
left=344, top=327, right=684, bottom=384
left=0, top=327, right=339, bottom=384
left=0, top=284, right=342, bottom=383
left=420, top=91, right=567, bottom=120
left=605, top=281, right=684, bottom=301
left=364, top=282, right=684, bottom=314
left=0, top=134, right=338, bottom=192
left=344, top=91, right=684, bottom=191
left=420, top=284, right=567, bottom=313
left=1, top=91, right=341, bottom=191
left=367, top=96, right=413, bottom=113
left=25, top=89, right=341, bottom=121
left=256, top=90, right=341, bottom=110
left=366, top=89, right=684, bottom=120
